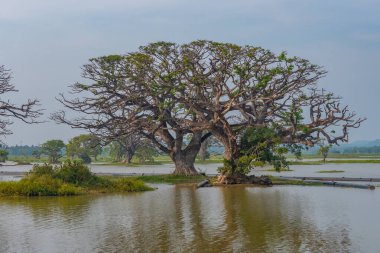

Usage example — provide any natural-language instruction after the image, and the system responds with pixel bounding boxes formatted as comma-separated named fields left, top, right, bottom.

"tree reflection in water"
left=0, top=185, right=355, bottom=253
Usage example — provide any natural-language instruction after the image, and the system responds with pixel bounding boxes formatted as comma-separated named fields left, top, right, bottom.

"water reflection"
left=1, top=185, right=378, bottom=252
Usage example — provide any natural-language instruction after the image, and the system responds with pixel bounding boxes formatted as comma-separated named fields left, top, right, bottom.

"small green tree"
left=66, top=134, right=102, bottom=162
left=109, top=141, right=124, bottom=162
left=108, top=135, right=145, bottom=164
left=135, top=145, right=158, bottom=164
left=41, top=140, right=65, bottom=164
left=0, top=149, right=8, bottom=162
left=319, top=145, right=331, bottom=163
left=31, top=149, right=42, bottom=159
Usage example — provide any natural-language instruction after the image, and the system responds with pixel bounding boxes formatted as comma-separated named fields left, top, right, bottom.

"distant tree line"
left=330, top=146, right=380, bottom=154
left=2, top=134, right=223, bottom=164
left=5, top=145, right=41, bottom=156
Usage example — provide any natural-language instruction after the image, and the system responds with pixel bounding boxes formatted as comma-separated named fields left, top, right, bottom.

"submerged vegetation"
left=133, top=174, right=326, bottom=187
left=136, top=174, right=207, bottom=184
left=268, top=176, right=324, bottom=186
left=0, top=161, right=153, bottom=197
left=317, top=170, right=345, bottom=173
left=264, top=168, right=294, bottom=172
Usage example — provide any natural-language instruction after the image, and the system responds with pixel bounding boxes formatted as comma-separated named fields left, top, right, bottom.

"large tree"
left=0, top=65, right=41, bottom=136
left=53, top=53, right=210, bottom=175
left=53, top=41, right=364, bottom=176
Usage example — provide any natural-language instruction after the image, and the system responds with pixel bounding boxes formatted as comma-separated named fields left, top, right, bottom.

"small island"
left=0, top=160, right=152, bottom=196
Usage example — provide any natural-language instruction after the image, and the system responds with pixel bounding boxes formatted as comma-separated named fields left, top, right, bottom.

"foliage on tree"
left=4, top=145, right=40, bottom=156
left=318, top=145, right=331, bottom=163
left=108, top=135, right=139, bottom=163
left=41, top=139, right=65, bottom=164
left=31, top=149, right=42, bottom=159
left=107, top=135, right=156, bottom=164
left=53, top=41, right=364, bottom=177
left=0, top=149, right=8, bottom=162
left=66, top=134, right=102, bottom=163
left=219, top=127, right=295, bottom=175
left=135, top=142, right=158, bottom=164
left=0, top=65, right=41, bottom=136
left=109, top=141, right=124, bottom=162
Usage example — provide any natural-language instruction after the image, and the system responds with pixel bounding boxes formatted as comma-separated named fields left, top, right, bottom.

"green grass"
left=91, top=161, right=163, bottom=167
left=287, top=153, right=380, bottom=159
left=326, top=159, right=380, bottom=164
left=289, top=161, right=322, bottom=165
left=8, top=155, right=49, bottom=164
left=289, top=159, right=380, bottom=165
left=317, top=170, right=345, bottom=173
left=135, top=174, right=326, bottom=187
left=0, top=161, right=153, bottom=197
left=264, top=168, right=294, bottom=172
left=0, top=176, right=82, bottom=196
left=135, top=174, right=208, bottom=184
left=269, top=176, right=324, bottom=186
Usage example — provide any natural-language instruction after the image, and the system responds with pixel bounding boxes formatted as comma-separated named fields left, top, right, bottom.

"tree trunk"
left=211, top=127, right=239, bottom=168
left=212, top=132, right=246, bottom=184
left=173, top=157, right=199, bottom=175
left=171, top=135, right=201, bottom=175
left=124, top=149, right=134, bottom=164
left=199, top=141, right=207, bottom=162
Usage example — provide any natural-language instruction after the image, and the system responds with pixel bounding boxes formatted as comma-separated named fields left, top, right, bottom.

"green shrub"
left=18, top=176, right=61, bottom=196
left=28, top=164, right=55, bottom=177
left=0, top=160, right=152, bottom=196
left=54, top=160, right=95, bottom=186
left=58, top=184, right=82, bottom=196
left=111, top=178, right=154, bottom=192
left=0, top=181, right=19, bottom=196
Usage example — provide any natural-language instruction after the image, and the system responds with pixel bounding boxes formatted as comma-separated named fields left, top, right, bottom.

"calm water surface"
left=0, top=185, right=379, bottom=253
left=2, top=162, right=380, bottom=177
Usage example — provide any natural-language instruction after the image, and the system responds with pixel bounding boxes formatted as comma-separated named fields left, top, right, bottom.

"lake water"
left=2, top=162, right=380, bottom=184
left=1, top=163, right=380, bottom=252
left=0, top=184, right=379, bottom=252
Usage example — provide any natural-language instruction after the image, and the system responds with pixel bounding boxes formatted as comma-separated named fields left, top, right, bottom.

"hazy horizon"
left=1, top=0, right=379, bottom=145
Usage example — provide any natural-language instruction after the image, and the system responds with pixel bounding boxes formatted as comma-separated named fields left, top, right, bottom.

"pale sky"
left=0, top=0, right=379, bottom=145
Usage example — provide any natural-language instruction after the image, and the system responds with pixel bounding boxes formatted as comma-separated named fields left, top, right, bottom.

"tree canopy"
left=66, top=134, right=102, bottom=162
left=41, top=139, right=65, bottom=164
left=53, top=40, right=364, bottom=176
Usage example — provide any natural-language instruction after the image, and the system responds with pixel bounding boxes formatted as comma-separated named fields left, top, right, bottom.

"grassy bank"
left=0, top=161, right=153, bottom=197
left=136, top=174, right=207, bottom=184
left=132, top=174, right=325, bottom=187
left=264, top=168, right=294, bottom=172
left=287, top=153, right=380, bottom=159
left=317, top=170, right=345, bottom=173
left=91, top=161, right=163, bottom=167
left=269, top=176, right=324, bottom=186
left=327, top=159, right=380, bottom=164
left=289, top=159, right=380, bottom=165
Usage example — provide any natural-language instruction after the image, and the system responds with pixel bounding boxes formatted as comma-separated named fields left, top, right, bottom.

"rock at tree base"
left=217, top=174, right=272, bottom=186
left=197, top=180, right=212, bottom=188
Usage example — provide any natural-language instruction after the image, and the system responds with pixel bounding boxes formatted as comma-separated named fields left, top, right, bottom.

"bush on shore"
left=0, top=160, right=153, bottom=196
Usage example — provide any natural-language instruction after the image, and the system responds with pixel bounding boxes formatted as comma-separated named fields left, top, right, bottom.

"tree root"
left=216, top=174, right=272, bottom=186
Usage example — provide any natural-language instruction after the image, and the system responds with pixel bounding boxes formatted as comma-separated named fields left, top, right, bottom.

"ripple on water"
left=0, top=185, right=380, bottom=252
